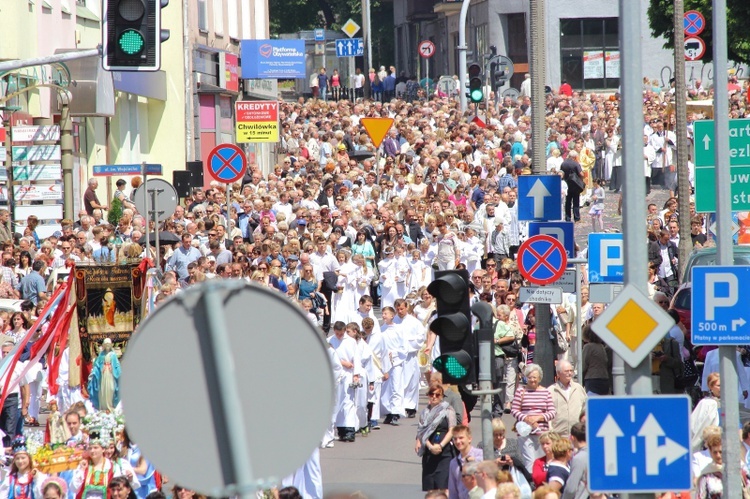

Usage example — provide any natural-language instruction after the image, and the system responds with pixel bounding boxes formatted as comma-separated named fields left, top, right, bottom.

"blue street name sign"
left=588, top=396, right=691, bottom=493
left=93, top=164, right=163, bottom=176
left=691, top=266, right=750, bottom=345
left=517, top=175, right=561, bottom=221
left=528, top=221, right=574, bottom=258
left=588, top=233, right=623, bottom=283
left=335, top=38, right=364, bottom=58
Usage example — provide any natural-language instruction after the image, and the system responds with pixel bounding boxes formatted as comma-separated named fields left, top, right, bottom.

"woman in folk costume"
left=0, top=436, right=48, bottom=499
left=331, top=249, right=358, bottom=323
left=70, top=422, right=138, bottom=499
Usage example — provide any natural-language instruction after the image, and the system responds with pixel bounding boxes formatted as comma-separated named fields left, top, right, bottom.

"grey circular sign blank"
left=133, top=178, right=178, bottom=222
left=502, top=87, right=520, bottom=101
left=120, top=282, right=334, bottom=495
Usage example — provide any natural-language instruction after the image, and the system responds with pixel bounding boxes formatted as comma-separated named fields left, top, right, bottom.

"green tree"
left=268, top=0, right=395, bottom=67
left=647, top=0, right=750, bottom=64
left=108, top=196, right=123, bottom=227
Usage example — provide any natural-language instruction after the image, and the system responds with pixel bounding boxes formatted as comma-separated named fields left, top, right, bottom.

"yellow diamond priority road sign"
left=591, top=284, right=674, bottom=367
left=341, top=19, right=361, bottom=38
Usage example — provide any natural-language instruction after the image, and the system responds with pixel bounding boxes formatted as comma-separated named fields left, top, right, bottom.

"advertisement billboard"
left=241, top=39, right=305, bottom=79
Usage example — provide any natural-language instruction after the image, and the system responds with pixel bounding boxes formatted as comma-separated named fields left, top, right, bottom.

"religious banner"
left=74, top=263, right=144, bottom=363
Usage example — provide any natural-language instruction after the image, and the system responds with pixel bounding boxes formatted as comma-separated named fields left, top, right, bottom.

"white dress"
left=407, top=258, right=428, bottom=292
left=395, top=313, right=426, bottom=412
left=378, top=257, right=398, bottom=309
left=331, top=262, right=358, bottom=323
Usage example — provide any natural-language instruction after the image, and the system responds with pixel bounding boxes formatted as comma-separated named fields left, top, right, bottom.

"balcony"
left=433, top=0, right=463, bottom=15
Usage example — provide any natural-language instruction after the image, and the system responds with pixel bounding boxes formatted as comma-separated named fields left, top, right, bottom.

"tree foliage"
left=647, top=0, right=750, bottom=64
left=268, top=0, right=395, bottom=67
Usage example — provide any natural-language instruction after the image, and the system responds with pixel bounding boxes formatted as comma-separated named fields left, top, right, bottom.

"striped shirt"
left=511, top=386, right=556, bottom=435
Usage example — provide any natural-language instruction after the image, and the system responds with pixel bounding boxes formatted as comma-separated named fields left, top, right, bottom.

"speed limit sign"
left=419, top=40, right=436, bottom=59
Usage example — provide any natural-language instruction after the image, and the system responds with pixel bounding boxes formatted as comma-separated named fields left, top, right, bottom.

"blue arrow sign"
left=335, top=38, right=364, bottom=57
left=517, top=175, right=561, bottom=221
left=588, top=233, right=624, bottom=283
left=691, top=266, right=750, bottom=345
left=528, top=221, right=575, bottom=258
left=588, top=396, right=691, bottom=493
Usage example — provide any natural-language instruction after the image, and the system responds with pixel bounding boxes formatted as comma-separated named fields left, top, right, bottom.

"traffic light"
left=491, top=61, right=507, bottom=92
left=103, top=0, right=171, bottom=71
left=427, top=270, right=475, bottom=384
left=467, top=63, right=483, bottom=103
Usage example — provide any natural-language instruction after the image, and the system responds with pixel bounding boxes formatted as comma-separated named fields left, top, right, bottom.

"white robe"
left=281, top=448, right=323, bottom=499
left=379, top=257, right=399, bottom=309
left=380, top=322, right=406, bottom=417
left=327, top=334, right=361, bottom=428
left=366, top=329, right=388, bottom=421
left=331, top=262, right=358, bottom=323
left=395, top=313, right=426, bottom=411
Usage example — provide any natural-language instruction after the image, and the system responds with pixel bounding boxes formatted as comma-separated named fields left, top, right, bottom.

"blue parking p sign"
left=691, top=266, right=750, bottom=345
left=588, top=233, right=623, bottom=283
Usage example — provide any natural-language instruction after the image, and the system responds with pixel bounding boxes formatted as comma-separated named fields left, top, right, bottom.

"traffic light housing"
left=490, top=61, right=507, bottom=92
left=467, top=63, right=483, bottom=103
left=103, top=0, right=171, bottom=71
left=428, top=270, right=475, bottom=384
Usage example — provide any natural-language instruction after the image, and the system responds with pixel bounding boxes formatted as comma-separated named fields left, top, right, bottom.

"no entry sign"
left=517, top=235, right=568, bottom=286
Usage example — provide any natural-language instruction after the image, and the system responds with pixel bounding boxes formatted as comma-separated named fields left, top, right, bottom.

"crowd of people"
left=0, top=66, right=747, bottom=499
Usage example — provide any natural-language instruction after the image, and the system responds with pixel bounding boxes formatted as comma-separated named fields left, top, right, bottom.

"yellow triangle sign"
left=361, top=117, right=394, bottom=149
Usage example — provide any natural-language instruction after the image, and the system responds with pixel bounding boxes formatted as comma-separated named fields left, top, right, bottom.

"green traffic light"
left=433, top=352, right=471, bottom=382
left=118, top=29, right=145, bottom=56
left=470, top=88, right=484, bottom=103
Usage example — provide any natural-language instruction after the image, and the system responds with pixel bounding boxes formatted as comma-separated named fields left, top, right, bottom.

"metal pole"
left=3, top=116, right=12, bottom=235
left=673, top=0, right=691, bottom=274
left=425, top=57, right=429, bottom=95
left=152, top=186, right=161, bottom=273
left=203, top=283, right=256, bottom=497
left=142, top=163, right=150, bottom=260
left=618, top=6, right=651, bottom=499
left=60, top=93, right=74, bottom=220
left=529, top=0, right=554, bottom=386
left=457, top=0, right=471, bottom=112
left=576, top=264, right=583, bottom=378
left=471, top=301, right=502, bottom=460
left=364, top=0, right=373, bottom=75
left=712, top=0, right=741, bottom=496
left=0, top=48, right=99, bottom=74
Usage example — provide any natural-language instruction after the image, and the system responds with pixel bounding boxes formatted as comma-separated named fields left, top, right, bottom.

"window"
left=197, top=0, right=207, bottom=31
left=213, top=0, right=223, bottom=36
left=227, top=0, right=238, bottom=39
left=475, top=24, right=488, bottom=61
left=559, top=18, right=619, bottom=91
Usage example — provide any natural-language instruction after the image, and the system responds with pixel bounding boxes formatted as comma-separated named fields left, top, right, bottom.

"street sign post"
left=207, top=144, right=247, bottom=184
left=341, top=19, right=360, bottom=38
left=517, top=235, right=567, bottom=286
left=589, top=283, right=625, bottom=304
left=591, top=284, right=674, bottom=367
left=314, top=28, right=325, bottom=41
left=684, top=36, right=706, bottom=61
left=552, top=269, right=577, bottom=293
left=418, top=40, right=435, bottom=59
left=121, top=281, right=334, bottom=496
left=587, top=396, right=691, bottom=493
left=517, top=175, right=562, bottom=221
left=335, top=38, right=364, bottom=58
left=691, top=266, right=750, bottom=345
left=694, top=119, right=750, bottom=212
left=519, top=286, right=563, bottom=304
left=588, top=233, right=624, bottom=283
left=528, top=221, right=574, bottom=257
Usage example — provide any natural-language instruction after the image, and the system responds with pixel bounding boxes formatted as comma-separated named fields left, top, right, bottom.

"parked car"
left=682, top=246, right=750, bottom=282
left=670, top=282, right=692, bottom=335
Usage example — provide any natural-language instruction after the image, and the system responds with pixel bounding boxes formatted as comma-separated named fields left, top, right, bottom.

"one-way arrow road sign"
left=517, top=175, right=561, bottom=221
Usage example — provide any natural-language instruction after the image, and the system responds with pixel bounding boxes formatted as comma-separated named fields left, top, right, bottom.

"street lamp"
left=0, top=105, right=21, bottom=235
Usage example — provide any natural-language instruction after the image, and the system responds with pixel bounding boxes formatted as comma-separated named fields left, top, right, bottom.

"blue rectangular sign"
left=691, top=266, right=750, bottom=345
left=588, top=233, right=624, bottom=283
left=314, top=29, right=325, bottom=41
left=335, top=38, right=364, bottom=57
left=528, top=222, right=575, bottom=258
left=517, top=175, right=562, bottom=221
left=241, top=39, right=306, bottom=79
left=93, top=164, right=163, bottom=176
left=587, top=396, right=691, bottom=493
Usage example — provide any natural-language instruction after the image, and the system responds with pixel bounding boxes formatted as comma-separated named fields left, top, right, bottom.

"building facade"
left=394, top=0, right=683, bottom=94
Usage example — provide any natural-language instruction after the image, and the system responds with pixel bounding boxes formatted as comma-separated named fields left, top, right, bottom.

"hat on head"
left=288, top=254, right=299, bottom=262
left=51, top=231, right=62, bottom=238
left=337, top=143, right=347, bottom=151
left=206, top=255, right=216, bottom=262
left=12, top=435, right=28, bottom=455
left=297, top=219, right=307, bottom=226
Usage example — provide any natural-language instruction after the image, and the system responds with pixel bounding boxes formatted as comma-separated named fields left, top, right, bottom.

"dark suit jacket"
left=426, top=183, right=446, bottom=198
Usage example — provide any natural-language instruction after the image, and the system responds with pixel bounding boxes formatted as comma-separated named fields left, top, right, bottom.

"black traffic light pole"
left=468, top=301, right=502, bottom=461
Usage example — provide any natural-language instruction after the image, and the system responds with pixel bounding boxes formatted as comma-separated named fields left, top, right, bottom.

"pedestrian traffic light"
left=428, top=270, right=475, bottom=384
left=467, top=63, right=483, bottom=104
left=103, top=0, right=171, bottom=71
